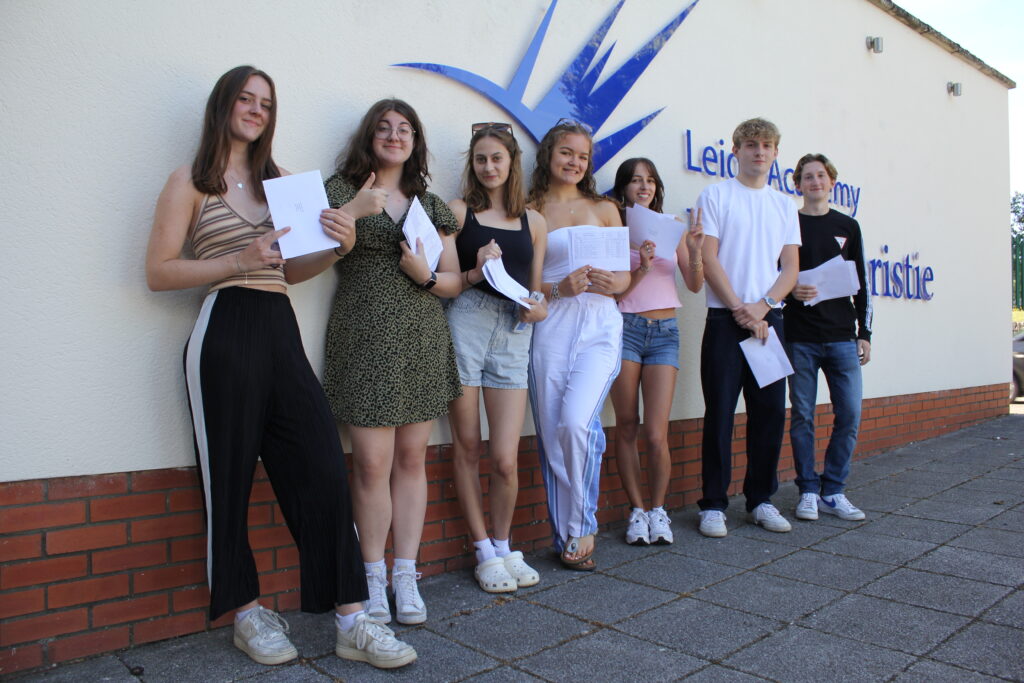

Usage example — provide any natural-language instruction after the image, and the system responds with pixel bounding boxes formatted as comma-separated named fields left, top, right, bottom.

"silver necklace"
left=227, top=171, right=246, bottom=190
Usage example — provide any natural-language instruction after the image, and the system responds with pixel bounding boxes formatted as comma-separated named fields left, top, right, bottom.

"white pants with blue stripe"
left=529, top=293, right=622, bottom=551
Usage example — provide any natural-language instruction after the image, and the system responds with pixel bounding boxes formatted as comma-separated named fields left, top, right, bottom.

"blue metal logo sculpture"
left=394, top=0, right=700, bottom=171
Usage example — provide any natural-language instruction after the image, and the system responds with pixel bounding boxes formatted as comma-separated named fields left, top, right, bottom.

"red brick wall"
left=0, top=383, right=1008, bottom=675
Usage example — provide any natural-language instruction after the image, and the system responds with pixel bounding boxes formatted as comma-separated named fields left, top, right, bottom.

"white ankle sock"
left=632, top=507, right=645, bottom=516
left=336, top=610, right=362, bottom=631
left=651, top=506, right=665, bottom=514
left=474, top=538, right=496, bottom=563
left=491, top=537, right=511, bottom=557
left=364, top=559, right=386, bottom=575
left=393, top=558, right=416, bottom=574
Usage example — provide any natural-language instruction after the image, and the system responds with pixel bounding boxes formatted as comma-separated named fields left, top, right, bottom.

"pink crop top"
left=617, top=250, right=682, bottom=313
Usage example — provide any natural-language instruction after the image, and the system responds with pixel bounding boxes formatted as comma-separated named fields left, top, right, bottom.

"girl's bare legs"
left=482, top=387, right=528, bottom=541
left=640, top=364, right=678, bottom=507
left=610, top=360, right=645, bottom=510
left=449, top=387, right=488, bottom=543
left=391, top=420, right=432, bottom=560
left=348, top=426, right=396, bottom=563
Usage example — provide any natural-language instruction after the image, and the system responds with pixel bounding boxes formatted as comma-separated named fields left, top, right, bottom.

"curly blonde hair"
left=731, top=117, right=780, bottom=149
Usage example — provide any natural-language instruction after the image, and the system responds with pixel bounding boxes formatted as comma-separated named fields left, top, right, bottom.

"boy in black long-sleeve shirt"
left=784, top=154, right=873, bottom=522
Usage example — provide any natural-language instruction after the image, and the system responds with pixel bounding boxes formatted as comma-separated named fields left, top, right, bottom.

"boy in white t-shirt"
left=694, top=118, right=801, bottom=538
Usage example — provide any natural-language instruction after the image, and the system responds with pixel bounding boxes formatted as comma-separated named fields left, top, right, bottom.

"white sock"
left=632, top=507, right=645, bottom=516
left=235, top=606, right=257, bottom=622
left=336, top=609, right=362, bottom=631
left=491, top=537, right=511, bottom=558
left=393, top=558, right=417, bottom=574
left=651, top=506, right=665, bottom=515
left=474, top=538, right=496, bottom=563
left=364, top=559, right=386, bottom=575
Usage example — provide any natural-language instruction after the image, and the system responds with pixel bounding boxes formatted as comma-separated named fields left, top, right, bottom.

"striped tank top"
left=189, top=194, right=286, bottom=293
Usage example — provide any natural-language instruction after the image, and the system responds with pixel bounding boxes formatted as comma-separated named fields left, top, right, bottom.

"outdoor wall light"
left=866, top=36, right=883, bottom=53
left=947, top=81, right=962, bottom=96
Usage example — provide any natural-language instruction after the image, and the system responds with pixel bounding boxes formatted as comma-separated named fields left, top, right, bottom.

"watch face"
left=764, top=296, right=777, bottom=307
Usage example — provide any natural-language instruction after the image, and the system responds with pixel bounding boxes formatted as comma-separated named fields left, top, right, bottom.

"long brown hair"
left=609, top=157, right=665, bottom=213
left=337, top=98, right=430, bottom=198
left=527, top=120, right=606, bottom=212
left=462, top=127, right=526, bottom=218
left=191, top=65, right=280, bottom=202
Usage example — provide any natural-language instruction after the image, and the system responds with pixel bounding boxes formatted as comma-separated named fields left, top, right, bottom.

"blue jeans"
left=787, top=341, right=863, bottom=496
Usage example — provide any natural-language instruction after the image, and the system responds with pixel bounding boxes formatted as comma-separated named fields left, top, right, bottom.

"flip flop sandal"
left=474, top=556, right=517, bottom=593
left=560, top=536, right=597, bottom=572
left=502, top=551, right=540, bottom=587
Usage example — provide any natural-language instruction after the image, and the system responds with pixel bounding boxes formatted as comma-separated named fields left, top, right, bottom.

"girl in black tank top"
left=445, top=124, right=548, bottom=594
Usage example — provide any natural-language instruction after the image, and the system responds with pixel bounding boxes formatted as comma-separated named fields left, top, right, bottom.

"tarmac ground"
left=15, top=411, right=1024, bottom=682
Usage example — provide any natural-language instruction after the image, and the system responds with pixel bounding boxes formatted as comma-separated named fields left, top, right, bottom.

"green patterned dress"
left=322, top=174, right=462, bottom=426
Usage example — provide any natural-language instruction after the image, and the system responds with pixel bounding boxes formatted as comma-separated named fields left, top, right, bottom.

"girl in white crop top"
left=607, top=158, right=704, bottom=546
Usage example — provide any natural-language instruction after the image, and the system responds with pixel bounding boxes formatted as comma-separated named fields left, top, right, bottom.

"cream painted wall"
left=0, top=0, right=1010, bottom=481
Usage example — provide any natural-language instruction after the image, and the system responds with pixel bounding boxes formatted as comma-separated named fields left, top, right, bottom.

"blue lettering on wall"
left=868, top=246, right=934, bottom=302
left=683, top=128, right=863, bottom=217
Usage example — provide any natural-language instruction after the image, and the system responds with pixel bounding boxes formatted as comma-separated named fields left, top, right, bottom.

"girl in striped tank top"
left=145, top=66, right=414, bottom=670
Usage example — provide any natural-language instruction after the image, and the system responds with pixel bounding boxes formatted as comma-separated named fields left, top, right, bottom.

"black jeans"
left=698, top=308, right=786, bottom=512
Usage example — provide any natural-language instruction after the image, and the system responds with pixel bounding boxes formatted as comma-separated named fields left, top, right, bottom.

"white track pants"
left=528, top=293, right=622, bottom=551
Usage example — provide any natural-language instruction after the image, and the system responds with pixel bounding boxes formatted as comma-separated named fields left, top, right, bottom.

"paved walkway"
left=17, top=414, right=1024, bottom=682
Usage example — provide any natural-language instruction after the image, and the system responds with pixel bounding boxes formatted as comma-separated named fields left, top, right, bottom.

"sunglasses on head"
left=472, top=122, right=514, bottom=136
left=555, top=117, right=594, bottom=135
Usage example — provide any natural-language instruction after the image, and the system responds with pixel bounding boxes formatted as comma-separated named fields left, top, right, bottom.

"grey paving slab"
left=596, top=529, right=671, bottom=569
left=799, top=594, right=970, bottom=656
left=616, top=598, right=780, bottom=661
left=948, top=526, right=1024, bottom=558
left=425, top=599, right=590, bottom=660
left=930, top=622, right=1024, bottom=680
left=801, top=528, right=937, bottom=565
left=314, top=627, right=498, bottom=682
left=856, top=514, right=970, bottom=544
left=605, top=551, right=743, bottom=595
left=982, top=506, right=1024, bottom=531
left=882, top=469, right=970, bottom=494
left=517, top=628, right=704, bottom=682
left=860, top=568, right=1011, bottom=616
left=957, top=475, right=1024, bottom=499
left=508, top=549, right=593, bottom=595
left=892, top=498, right=1004, bottom=525
left=731, top=515, right=852, bottom=547
left=118, top=627, right=266, bottom=682
left=249, top=665, right=334, bottom=682
left=838, top=483, right=918, bottom=513
left=758, top=549, right=892, bottom=591
left=280, top=611, right=335, bottom=658
left=694, top=571, right=842, bottom=623
left=417, top=567, right=513, bottom=621
left=724, top=626, right=915, bottom=682
left=908, top=545, right=1024, bottom=587
left=461, top=666, right=545, bottom=682
left=668, top=533, right=792, bottom=570
left=526, top=572, right=676, bottom=624
left=682, top=665, right=771, bottom=682
left=981, top=589, right=1024, bottom=628
left=16, top=656, right=135, bottom=682
left=930, top=484, right=1019, bottom=508
left=986, top=464, right=1024, bottom=481
left=891, top=659, right=1003, bottom=682
left=911, top=458, right=1000, bottom=475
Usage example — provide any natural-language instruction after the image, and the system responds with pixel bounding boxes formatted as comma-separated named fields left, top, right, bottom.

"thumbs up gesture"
left=344, top=172, right=388, bottom=219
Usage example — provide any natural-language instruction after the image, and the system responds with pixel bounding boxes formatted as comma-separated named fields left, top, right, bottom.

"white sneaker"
left=391, top=569, right=427, bottom=625
left=364, top=564, right=391, bottom=623
left=625, top=508, right=650, bottom=545
left=752, top=503, right=792, bottom=533
left=795, top=493, right=819, bottom=520
left=233, top=605, right=298, bottom=665
left=698, top=510, right=728, bottom=538
left=647, top=508, right=673, bottom=545
left=819, top=493, right=866, bottom=521
left=502, top=551, right=540, bottom=588
left=336, top=613, right=417, bottom=669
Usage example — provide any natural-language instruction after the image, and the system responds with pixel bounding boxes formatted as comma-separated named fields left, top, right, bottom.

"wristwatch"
left=420, top=271, right=438, bottom=290
left=762, top=295, right=778, bottom=308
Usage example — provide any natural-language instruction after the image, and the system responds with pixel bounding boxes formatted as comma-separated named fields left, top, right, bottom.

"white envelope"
left=262, top=170, right=335, bottom=259
left=402, top=196, right=443, bottom=271
left=739, top=328, right=794, bottom=388
left=625, top=205, right=685, bottom=259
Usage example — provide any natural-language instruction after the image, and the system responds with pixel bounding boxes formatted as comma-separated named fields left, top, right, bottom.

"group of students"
left=145, top=66, right=871, bottom=671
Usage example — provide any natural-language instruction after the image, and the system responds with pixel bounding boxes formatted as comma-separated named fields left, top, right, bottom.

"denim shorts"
left=620, top=312, right=680, bottom=368
left=445, top=287, right=532, bottom=389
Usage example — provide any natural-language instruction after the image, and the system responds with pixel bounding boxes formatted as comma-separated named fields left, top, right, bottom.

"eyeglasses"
left=555, top=117, right=594, bottom=135
left=472, top=122, right=514, bottom=135
left=374, top=123, right=416, bottom=140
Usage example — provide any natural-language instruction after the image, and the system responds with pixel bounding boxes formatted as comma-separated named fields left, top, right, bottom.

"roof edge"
left=865, top=0, right=1016, bottom=89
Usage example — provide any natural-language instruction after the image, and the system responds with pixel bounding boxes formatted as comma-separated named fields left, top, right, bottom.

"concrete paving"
left=16, top=413, right=1024, bottom=682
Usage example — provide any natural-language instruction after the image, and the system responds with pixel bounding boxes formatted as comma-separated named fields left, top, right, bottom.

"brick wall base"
left=0, top=383, right=1008, bottom=675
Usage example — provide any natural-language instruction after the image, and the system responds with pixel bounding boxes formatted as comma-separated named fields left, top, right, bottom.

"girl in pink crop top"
left=607, top=158, right=705, bottom=546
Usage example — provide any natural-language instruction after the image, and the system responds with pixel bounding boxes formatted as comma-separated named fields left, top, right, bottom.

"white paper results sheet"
left=625, top=205, right=685, bottom=259
left=567, top=225, right=630, bottom=272
left=262, top=170, right=334, bottom=259
left=402, top=196, right=443, bottom=271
